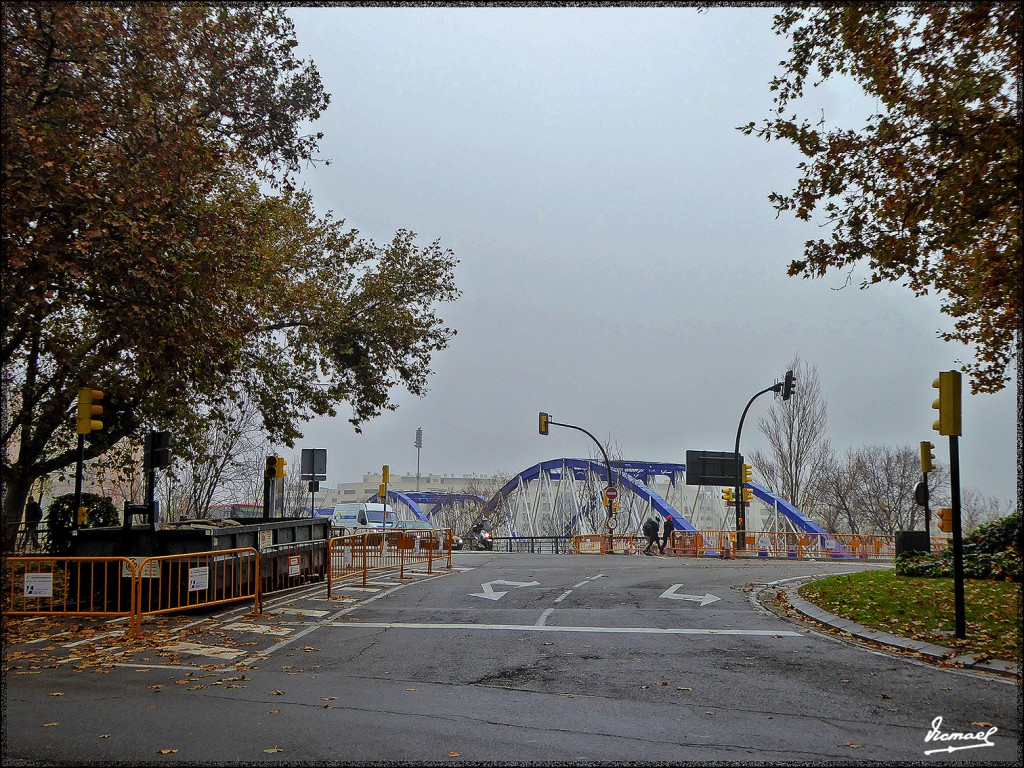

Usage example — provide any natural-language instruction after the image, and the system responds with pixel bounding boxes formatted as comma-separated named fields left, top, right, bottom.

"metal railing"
left=5, top=556, right=138, bottom=618
left=327, top=529, right=452, bottom=596
left=490, top=536, right=572, bottom=554
left=258, top=539, right=327, bottom=593
left=5, top=548, right=262, bottom=637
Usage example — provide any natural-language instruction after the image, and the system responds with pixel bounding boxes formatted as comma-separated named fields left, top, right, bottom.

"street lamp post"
left=733, top=371, right=792, bottom=550
left=538, top=413, right=618, bottom=553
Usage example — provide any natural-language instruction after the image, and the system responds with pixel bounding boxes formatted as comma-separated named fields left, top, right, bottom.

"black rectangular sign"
left=685, top=450, right=743, bottom=487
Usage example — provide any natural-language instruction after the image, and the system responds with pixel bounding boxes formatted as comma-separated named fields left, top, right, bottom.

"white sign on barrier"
left=288, top=555, right=301, bottom=577
left=23, top=573, right=53, bottom=597
left=122, top=557, right=160, bottom=579
left=259, top=530, right=273, bottom=550
left=188, top=566, right=209, bottom=592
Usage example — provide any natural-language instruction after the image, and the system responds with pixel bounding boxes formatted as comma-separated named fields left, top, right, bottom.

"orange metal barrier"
left=567, top=529, right=898, bottom=560
left=5, top=556, right=137, bottom=619
left=134, top=548, right=261, bottom=634
left=327, top=529, right=452, bottom=597
left=665, top=530, right=896, bottom=561
left=259, top=539, right=327, bottom=594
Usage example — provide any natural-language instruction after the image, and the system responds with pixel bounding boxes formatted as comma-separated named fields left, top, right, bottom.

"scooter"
left=470, top=521, right=493, bottom=551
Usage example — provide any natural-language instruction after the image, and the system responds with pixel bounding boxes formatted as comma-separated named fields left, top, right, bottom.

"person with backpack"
left=642, top=516, right=660, bottom=556
left=660, top=516, right=675, bottom=555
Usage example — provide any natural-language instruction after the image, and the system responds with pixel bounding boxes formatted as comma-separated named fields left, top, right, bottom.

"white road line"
left=324, top=621, right=801, bottom=637
left=553, top=590, right=573, bottom=604
left=536, top=608, right=555, bottom=627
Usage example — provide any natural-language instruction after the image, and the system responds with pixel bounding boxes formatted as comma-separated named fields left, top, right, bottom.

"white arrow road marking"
left=659, top=585, right=721, bottom=606
left=469, top=579, right=541, bottom=601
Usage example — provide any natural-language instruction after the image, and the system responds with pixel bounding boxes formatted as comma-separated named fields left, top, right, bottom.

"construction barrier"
left=327, top=529, right=452, bottom=597
left=133, top=548, right=261, bottom=634
left=4, top=548, right=261, bottom=637
left=5, top=556, right=138, bottom=619
left=259, top=539, right=327, bottom=594
left=566, top=529, right=898, bottom=560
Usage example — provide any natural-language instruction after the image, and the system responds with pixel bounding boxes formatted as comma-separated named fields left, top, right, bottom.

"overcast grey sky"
left=284, top=6, right=1017, bottom=505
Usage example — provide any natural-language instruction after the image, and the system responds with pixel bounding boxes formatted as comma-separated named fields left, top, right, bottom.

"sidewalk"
left=770, top=577, right=1020, bottom=679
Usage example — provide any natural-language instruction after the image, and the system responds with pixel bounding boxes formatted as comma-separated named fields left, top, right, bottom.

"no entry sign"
left=605, top=486, right=618, bottom=501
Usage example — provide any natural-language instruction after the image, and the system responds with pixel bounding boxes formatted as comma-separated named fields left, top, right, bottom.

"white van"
left=320, top=502, right=395, bottom=534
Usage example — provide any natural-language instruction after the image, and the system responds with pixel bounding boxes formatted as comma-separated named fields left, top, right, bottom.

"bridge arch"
left=482, top=458, right=826, bottom=538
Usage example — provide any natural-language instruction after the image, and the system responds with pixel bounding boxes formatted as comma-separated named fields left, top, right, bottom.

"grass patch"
left=799, top=569, right=1022, bottom=662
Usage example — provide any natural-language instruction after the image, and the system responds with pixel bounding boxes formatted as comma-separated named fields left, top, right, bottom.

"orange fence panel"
left=4, top=556, right=137, bottom=618
left=133, top=548, right=260, bottom=634
left=327, top=529, right=452, bottom=598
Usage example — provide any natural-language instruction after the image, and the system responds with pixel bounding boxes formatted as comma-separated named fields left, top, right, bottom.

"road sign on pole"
left=605, top=486, right=618, bottom=501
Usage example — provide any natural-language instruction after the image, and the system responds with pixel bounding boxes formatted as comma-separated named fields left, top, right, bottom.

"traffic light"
left=722, top=487, right=734, bottom=504
left=742, top=463, right=753, bottom=484
left=275, top=456, right=287, bottom=479
left=378, top=483, right=386, bottom=499
left=920, top=441, right=935, bottom=474
left=936, top=508, right=953, bottom=533
left=782, top=370, right=796, bottom=401
left=539, top=412, right=550, bottom=435
left=742, top=487, right=753, bottom=504
left=266, top=455, right=281, bottom=478
left=931, top=371, right=962, bottom=436
left=382, top=464, right=389, bottom=483
left=76, top=388, right=104, bottom=434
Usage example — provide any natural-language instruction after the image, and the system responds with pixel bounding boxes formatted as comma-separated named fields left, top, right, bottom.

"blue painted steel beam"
left=482, top=458, right=697, bottom=532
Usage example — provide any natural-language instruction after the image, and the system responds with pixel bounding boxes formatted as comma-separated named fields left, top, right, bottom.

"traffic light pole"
left=949, top=435, right=965, bottom=639
left=922, top=472, right=932, bottom=549
left=72, top=435, right=85, bottom=530
left=544, top=417, right=618, bottom=554
left=733, top=383, right=779, bottom=550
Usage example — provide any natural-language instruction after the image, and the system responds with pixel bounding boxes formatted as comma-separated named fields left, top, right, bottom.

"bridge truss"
left=479, top=458, right=825, bottom=538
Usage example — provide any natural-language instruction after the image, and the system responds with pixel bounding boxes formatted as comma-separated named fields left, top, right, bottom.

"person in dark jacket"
left=24, top=495, right=43, bottom=548
left=660, top=516, right=674, bottom=555
left=642, top=517, right=660, bottom=555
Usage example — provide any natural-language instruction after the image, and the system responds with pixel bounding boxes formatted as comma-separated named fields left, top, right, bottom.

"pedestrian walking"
left=24, top=495, right=43, bottom=548
left=660, top=516, right=674, bottom=555
left=642, top=517, right=660, bottom=556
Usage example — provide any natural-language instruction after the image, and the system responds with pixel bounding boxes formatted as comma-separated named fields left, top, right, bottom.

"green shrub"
left=45, top=493, right=120, bottom=554
left=895, top=512, right=1022, bottom=582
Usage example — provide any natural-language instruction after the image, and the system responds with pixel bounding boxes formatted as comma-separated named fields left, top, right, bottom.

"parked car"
left=392, top=519, right=445, bottom=550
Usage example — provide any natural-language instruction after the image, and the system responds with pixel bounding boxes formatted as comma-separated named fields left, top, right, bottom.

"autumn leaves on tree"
left=1, top=6, right=459, bottom=542
left=740, top=4, right=1021, bottom=396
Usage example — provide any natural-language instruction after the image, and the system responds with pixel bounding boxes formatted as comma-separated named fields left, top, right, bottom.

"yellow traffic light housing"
left=920, top=441, right=935, bottom=474
left=931, top=371, right=962, bottom=436
left=76, top=388, right=104, bottom=434
left=742, top=487, right=753, bottom=504
left=539, top=412, right=550, bottom=435
left=742, top=463, right=753, bottom=484
left=936, top=508, right=953, bottom=533
left=275, top=456, right=287, bottom=479
left=722, top=487, right=734, bottom=503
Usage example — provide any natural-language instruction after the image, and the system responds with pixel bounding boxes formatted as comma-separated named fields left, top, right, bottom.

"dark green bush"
left=45, top=493, right=120, bottom=554
left=895, top=512, right=1022, bottom=582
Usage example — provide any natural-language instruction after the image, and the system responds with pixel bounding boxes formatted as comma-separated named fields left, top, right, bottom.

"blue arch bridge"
left=366, top=458, right=828, bottom=539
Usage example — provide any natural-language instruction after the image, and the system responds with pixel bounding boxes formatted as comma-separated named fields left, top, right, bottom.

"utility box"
left=895, top=530, right=930, bottom=556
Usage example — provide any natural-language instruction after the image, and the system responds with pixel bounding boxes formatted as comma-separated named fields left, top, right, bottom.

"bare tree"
left=959, top=488, right=1013, bottom=533
left=749, top=355, right=831, bottom=515
left=814, top=444, right=951, bottom=535
left=155, top=398, right=269, bottom=519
